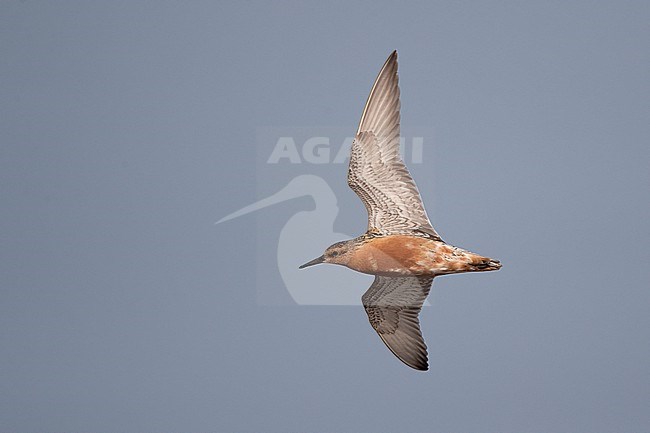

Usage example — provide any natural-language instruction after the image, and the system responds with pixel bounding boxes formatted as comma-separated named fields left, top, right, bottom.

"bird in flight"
left=299, top=51, right=502, bottom=371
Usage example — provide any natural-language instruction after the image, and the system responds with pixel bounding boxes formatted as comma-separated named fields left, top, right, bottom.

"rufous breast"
left=346, top=235, right=439, bottom=276
left=346, top=235, right=499, bottom=277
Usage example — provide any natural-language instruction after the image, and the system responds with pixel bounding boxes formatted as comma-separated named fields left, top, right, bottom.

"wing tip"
left=386, top=50, right=398, bottom=67
left=405, top=356, right=429, bottom=371
left=400, top=356, right=429, bottom=371
left=377, top=332, right=430, bottom=372
left=355, top=50, right=401, bottom=135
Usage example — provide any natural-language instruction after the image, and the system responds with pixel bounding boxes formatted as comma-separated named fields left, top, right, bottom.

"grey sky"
left=1, top=1, right=649, bottom=432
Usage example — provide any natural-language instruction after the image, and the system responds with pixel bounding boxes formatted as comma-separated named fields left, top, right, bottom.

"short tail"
left=472, top=257, right=502, bottom=271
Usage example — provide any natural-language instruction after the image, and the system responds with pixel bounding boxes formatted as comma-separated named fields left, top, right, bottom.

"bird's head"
left=299, top=240, right=354, bottom=269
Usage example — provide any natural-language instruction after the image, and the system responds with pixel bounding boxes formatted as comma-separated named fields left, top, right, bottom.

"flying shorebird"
left=299, top=50, right=502, bottom=371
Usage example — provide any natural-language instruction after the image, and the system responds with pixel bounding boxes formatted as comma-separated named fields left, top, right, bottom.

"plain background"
left=1, top=1, right=649, bottom=432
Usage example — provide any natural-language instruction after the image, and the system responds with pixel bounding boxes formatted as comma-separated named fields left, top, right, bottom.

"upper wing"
left=348, top=51, right=440, bottom=239
left=362, top=275, right=434, bottom=371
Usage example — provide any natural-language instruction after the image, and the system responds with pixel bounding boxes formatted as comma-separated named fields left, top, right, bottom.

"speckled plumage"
left=300, top=51, right=501, bottom=371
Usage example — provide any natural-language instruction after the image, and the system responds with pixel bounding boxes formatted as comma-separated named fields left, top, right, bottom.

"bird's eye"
left=330, top=251, right=339, bottom=257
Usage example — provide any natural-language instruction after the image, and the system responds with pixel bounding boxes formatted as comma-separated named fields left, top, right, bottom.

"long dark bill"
left=298, top=256, right=325, bottom=269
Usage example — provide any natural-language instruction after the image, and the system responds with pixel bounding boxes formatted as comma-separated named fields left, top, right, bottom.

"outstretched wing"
left=348, top=51, right=440, bottom=239
left=362, top=275, right=434, bottom=371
